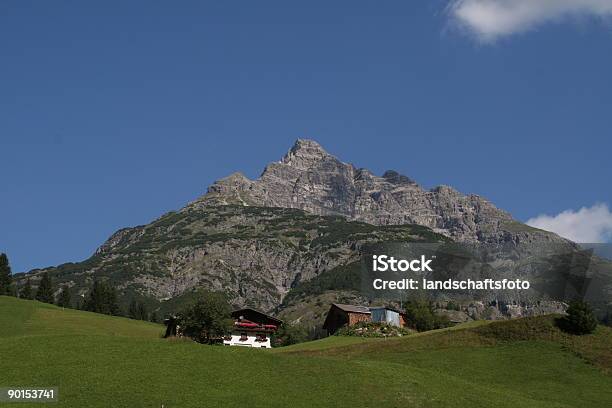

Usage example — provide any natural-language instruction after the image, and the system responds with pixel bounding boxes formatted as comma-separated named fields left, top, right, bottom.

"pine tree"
left=35, top=272, right=55, bottom=304
left=0, top=253, right=12, bottom=295
left=137, top=301, right=148, bottom=320
left=20, top=279, right=33, bottom=299
left=559, top=300, right=598, bottom=335
left=150, top=310, right=159, bottom=323
left=128, top=299, right=138, bottom=319
left=84, top=280, right=102, bottom=313
left=106, top=284, right=121, bottom=316
left=56, top=286, right=72, bottom=308
left=128, top=299, right=149, bottom=320
left=83, top=280, right=121, bottom=316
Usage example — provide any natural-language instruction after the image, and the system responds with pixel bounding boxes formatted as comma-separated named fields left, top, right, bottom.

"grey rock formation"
left=194, top=139, right=562, bottom=245
left=22, top=206, right=443, bottom=313
left=19, top=139, right=609, bottom=323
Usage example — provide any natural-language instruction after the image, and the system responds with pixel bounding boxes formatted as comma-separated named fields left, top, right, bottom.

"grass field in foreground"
left=1, top=296, right=611, bottom=408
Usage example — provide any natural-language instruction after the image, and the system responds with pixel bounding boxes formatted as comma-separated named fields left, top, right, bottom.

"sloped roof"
left=231, top=308, right=283, bottom=325
left=332, top=303, right=371, bottom=314
left=369, top=306, right=406, bottom=315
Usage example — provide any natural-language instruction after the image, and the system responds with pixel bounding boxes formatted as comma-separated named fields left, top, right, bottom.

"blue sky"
left=1, top=1, right=611, bottom=272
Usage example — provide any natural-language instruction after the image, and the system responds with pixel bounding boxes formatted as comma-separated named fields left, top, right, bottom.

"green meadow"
left=1, top=296, right=611, bottom=407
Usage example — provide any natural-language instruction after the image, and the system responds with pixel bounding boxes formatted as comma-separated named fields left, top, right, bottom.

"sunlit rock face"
left=195, top=139, right=560, bottom=245
left=22, top=139, right=585, bottom=318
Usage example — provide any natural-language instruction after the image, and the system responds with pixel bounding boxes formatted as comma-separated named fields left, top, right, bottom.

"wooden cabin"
left=322, top=304, right=408, bottom=335
left=322, top=304, right=372, bottom=335
left=223, top=308, right=283, bottom=349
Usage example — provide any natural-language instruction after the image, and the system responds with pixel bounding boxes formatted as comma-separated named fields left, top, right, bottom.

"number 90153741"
left=1, top=388, right=58, bottom=402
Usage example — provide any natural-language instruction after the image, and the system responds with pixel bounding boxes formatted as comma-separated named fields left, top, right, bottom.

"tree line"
left=0, top=252, right=159, bottom=323
left=3, top=252, right=308, bottom=346
left=1, top=252, right=602, bottom=340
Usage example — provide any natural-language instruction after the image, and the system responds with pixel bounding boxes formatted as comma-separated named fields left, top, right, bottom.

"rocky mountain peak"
left=382, top=170, right=416, bottom=185
left=280, top=139, right=339, bottom=169
left=207, top=172, right=252, bottom=195
left=289, top=138, right=327, bottom=155
left=28, top=138, right=575, bottom=319
left=192, top=139, right=534, bottom=243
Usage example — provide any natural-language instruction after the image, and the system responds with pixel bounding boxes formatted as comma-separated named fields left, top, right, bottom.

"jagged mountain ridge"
left=23, top=206, right=446, bottom=312
left=18, top=138, right=581, bottom=318
left=193, top=139, right=559, bottom=245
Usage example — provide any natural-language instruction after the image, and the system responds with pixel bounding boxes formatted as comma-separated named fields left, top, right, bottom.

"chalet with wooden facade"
left=322, top=304, right=371, bottom=335
left=322, top=303, right=408, bottom=335
left=223, top=308, right=283, bottom=349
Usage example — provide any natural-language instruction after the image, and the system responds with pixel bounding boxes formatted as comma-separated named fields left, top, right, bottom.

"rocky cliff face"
left=21, top=139, right=600, bottom=322
left=25, top=206, right=445, bottom=313
left=194, top=139, right=561, bottom=246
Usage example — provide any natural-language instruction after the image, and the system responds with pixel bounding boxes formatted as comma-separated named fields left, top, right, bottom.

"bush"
left=273, top=323, right=309, bottom=347
left=336, top=321, right=413, bottom=338
left=404, top=300, right=451, bottom=332
left=446, top=301, right=461, bottom=311
left=558, top=300, right=598, bottom=335
left=178, top=291, right=233, bottom=344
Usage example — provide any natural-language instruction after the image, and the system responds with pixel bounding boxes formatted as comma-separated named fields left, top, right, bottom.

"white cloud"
left=527, top=203, right=612, bottom=243
left=448, top=0, right=612, bottom=41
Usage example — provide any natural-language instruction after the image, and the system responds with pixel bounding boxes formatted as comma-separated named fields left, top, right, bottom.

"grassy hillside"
left=16, top=205, right=446, bottom=315
left=1, top=296, right=611, bottom=408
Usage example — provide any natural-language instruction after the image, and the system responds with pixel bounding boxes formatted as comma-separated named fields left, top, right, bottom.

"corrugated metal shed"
left=332, top=304, right=371, bottom=314
left=370, top=307, right=401, bottom=327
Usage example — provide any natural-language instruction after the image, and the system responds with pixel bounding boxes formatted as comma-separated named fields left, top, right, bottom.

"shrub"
left=336, top=321, right=413, bottom=338
left=558, top=300, right=598, bottom=335
left=446, top=301, right=461, bottom=311
left=273, top=323, right=309, bottom=346
left=179, top=291, right=233, bottom=344
left=404, top=300, right=451, bottom=332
